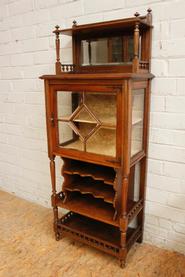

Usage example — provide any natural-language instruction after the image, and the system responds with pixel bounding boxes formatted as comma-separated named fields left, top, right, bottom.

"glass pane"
left=131, top=89, right=145, bottom=157
left=57, top=91, right=79, bottom=119
left=86, top=128, right=116, bottom=156
left=128, top=36, right=134, bottom=62
left=81, top=38, right=108, bottom=66
left=112, top=37, right=123, bottom=63
left=56, top=91, right=117, bottom=157
left=81, top=36, right=134, bottom=66
left=58, top=121, right=83, bottom=151
left=84, top=93, right=116, bottom=127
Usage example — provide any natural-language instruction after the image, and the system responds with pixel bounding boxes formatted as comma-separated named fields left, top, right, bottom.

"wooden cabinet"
left=40, top=9, right=154, bottom=267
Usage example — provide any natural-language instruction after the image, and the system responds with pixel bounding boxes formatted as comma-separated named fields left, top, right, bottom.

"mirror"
left=81, top=36, right=134, bottom=66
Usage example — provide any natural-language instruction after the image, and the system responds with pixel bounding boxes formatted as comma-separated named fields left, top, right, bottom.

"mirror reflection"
left=81, top=36, right=134, bottom=66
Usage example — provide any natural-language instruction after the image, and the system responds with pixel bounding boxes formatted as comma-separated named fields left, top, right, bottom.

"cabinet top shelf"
left=54, top=13, right=152, bottom=37
left=40, top=72, right=154, bottom=80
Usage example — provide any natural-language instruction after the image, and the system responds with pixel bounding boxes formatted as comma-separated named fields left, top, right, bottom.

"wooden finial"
left=55, top=25, right=60, bottom=31
left=147, top=8, right=152, bottom=24
left=134, top=12, right=140, bottom=17
left=73, top=20, right=77, bottom=27
left=147, top=8, right=152, bottom=14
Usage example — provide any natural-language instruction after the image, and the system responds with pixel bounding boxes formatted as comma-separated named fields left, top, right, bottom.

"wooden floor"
left=0, top=190, right=185, bottom=277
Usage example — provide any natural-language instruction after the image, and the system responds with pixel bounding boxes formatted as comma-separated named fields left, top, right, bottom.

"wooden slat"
left=63, top=163, right=115, bottom=185
left=65, top=181, right=115, bottom=204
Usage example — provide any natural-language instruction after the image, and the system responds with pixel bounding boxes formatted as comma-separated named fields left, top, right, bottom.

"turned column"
left=54, top=25, right=61, bottom=74
left=50, top=156, right=60, bottom=240
left=133, top=12, right=140, bottom=72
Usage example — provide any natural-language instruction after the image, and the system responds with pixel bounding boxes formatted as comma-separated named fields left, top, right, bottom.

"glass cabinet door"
left=56, top=91, right=117, bottom=157
left=131, top=88, right=145, bottom=157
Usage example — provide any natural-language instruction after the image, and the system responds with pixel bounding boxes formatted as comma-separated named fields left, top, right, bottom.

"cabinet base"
left=56, top=212, right=142, bottom=267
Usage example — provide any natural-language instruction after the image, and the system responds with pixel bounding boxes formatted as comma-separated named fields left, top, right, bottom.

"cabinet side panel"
left=44, top=80, right=54, bottom=158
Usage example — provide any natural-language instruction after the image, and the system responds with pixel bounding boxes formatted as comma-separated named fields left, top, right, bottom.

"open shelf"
left=64, top=178, right=115, bottom=204
left=59, top=212, right=120, bottom=247
left=58, top=212, right=142, bottom=257
left=63, top=159, right=116, bottom=185
left=132, top=117, right=142, bottom=125
left=59, top=115, right=141, bottom=127
left=56, top=192, right=118, bottom=226
left=62, top=138, right=141, bottom=157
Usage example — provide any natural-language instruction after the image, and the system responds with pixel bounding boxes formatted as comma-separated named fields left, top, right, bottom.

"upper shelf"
left=54, top=13, right=153, bottom=37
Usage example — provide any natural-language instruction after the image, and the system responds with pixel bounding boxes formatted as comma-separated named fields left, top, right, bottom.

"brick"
left=0, top=80, right=12, bottom=92
left=151, top=59, right=168, bottom=77
left=22, top=37, right=50, bottom=53
left=84, top=0, right=124, bottom=14
left=6, top=14, right=23, bottom=29
left=8, top=0, right=34, bottom=16
left=22, top=127, right=45, bottom=140
left=0, top=55, right=11, bottom=67
left=147, top=201, right=185, bottom=223
left=22, top=64, right=53, bottom=79
left=168, top=0, right=185, bottom=20
left=0, top=30, right=11, bottom=44
left=150, top=95, right=165, bottom=112
left=159, top=218, right=173, bottom=230
left=147, top=173, right=182, bottom=193
left=171, top=19, right=185, bottom=39
left=168, top=194, right=185, bottom=210
left=11, top=26, right=36, bottom=41
left=12, top=79, right=37, bottom=92
left=149, top=143, right=185, bottom=163
left=1, top=67, right=24, bottom=80
left=176, top=79, right=185, bottom=95
left=164, top=161, right=185, bottom=179
left=146, top=187, right=168, bottom=205
left=125, top=0, right=161, bottom=8
left=169, top=59, right=185, bottom=77
left=33, top=51, right=55, bottom=65
left=11, top=53, right=34, bottom=66
left=36, top=0, right=58, bottom=9
left=145, top=213, right=159, bottom=226
left=50, top=1, right=84, bottom=20
left=66, top=12, right=103, bottom=27
left=152, top=78, right=177, bottom=96
left=150, top=128, right=185, bottom=148
left=24, top=93, right=44, bottom=105
left=174, top=223, right=185, bottom=235
left=166, top=96, right=185, bottom=113
left=148, top=159, right=164, bottom=175
left=22, top=10, right=50, bottom=26
left=145, top=224, right=169, bottom=239
left=150, top=112, right=185, bottom=130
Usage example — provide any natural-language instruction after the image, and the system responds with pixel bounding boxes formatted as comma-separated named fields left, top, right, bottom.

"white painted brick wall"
left=0, top=0, right=185, bottom=256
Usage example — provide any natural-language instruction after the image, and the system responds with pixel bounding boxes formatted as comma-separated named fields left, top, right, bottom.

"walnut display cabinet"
left=40, top=9, right=154, bottom=267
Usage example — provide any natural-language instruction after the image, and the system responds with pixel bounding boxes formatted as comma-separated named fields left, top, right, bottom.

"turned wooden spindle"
left=147, top=8, right=152, bottom=24
left=55, top=25, right=61, bottom=74
left=50, top=156, right=60, bottom=240
left=133, top=13, right=140, bottom=72
left=73, top=20, right=77, bottom=27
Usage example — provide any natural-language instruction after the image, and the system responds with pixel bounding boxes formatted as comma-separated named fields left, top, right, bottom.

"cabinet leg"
left=137, top=231, right=143, bottom=243
left=53, top=206, right=60, bottom=241
left=50, top=156, right=60, bottom=241
left=119, top=259, right=126, bottom=268
left=119, top=231, right=127, bottom=268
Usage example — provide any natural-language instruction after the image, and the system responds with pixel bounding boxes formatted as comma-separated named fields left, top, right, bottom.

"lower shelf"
left=56, top=193, right=118, bottom=226
left=57, top=212, right=142, bottom=258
